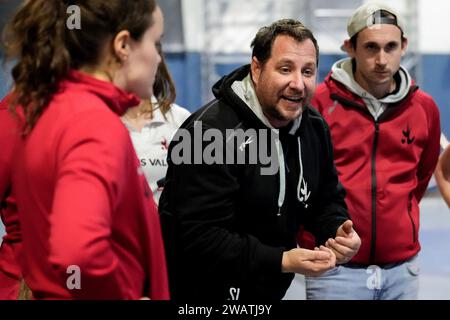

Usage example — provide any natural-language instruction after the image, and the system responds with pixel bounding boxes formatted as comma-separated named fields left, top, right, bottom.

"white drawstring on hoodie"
left=274, top=136, right=286, bottom=216
left=232, top=73, right=310, bottom=216
left=274, top=134, right=310, bottom=216
left=297, top=138, right=310, bottom=208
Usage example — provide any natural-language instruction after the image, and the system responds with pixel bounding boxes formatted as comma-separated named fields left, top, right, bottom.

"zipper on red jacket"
left=407, top=193, right=417, bottom=243
left=369, top=121, right=380, bottom=263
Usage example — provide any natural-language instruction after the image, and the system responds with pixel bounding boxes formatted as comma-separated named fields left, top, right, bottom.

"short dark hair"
left=349, top=10, right=405, bottom=49
left=251, top=19, right=319, bottom=66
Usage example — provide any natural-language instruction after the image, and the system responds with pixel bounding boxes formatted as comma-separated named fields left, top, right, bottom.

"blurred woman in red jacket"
left=2, top=0, right=169, bottom=299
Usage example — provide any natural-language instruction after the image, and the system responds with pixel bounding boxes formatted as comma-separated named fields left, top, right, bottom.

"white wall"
left=181, top=0, right=205, bottom=52
left=419, top=0, right=450, bottom=53
left=180, top=0, right=450, bottom=54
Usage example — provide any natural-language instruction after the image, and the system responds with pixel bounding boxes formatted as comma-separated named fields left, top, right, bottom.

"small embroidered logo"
left=161, top=138, right=169, bottom=150
left=401, top=125, right=415, bottom=144
left=239, top=136, right=254, bottom=151
left=298, top=177, right=311, bottom=209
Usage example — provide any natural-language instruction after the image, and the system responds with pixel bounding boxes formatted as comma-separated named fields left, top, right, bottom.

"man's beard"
left=266, top=101, right=306, bottom=121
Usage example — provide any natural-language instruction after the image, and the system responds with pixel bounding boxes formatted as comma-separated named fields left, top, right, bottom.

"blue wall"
left=421, top=55, right=450, bottom=136
left=166, top=53, right=450, bottom=137
left=1, top=53, right=449, bottom=136
left=165, top=52, right=202, bottom=112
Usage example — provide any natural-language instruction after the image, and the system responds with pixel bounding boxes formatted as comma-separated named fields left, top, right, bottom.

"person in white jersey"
left=122, top=48, right=190, bottom=203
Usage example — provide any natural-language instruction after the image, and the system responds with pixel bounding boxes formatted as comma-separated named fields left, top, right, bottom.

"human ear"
left=343, top=39, right=356, bottom=59
left=251, top=56, right=262, bottom=85
left=401, top=37, right=408, bottom=56
left=113, top=30, right=132, bottom=63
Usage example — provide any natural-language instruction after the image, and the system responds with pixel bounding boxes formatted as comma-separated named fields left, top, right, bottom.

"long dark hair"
left=153, top=45, right=176, bottom=117
left=139, top=43, right=176, bottom=119
left=3, top=0, right=157, bottom=132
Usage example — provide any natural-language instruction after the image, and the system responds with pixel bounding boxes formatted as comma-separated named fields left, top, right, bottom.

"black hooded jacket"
left=159, top=65, right=349, bottom=301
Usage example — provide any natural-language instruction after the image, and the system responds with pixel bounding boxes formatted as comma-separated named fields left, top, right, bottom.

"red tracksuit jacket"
left=300, top=73, right=440, bottom=265
left=11, top=70, right=169, bottom=299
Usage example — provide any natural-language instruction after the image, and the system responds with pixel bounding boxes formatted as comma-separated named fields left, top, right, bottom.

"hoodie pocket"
left=406, top=255, right=420, bottom=276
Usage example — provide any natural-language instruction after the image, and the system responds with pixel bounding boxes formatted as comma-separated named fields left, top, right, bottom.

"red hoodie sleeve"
left=0, top=97, right=22, bottom=299
left=47, top=109, right=134, bottom=299
left=0, top=103, right=16, bottom=243
left=414, top=95, right=441, bottom=201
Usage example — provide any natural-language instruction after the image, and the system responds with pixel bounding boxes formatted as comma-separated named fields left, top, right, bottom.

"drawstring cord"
left=297, top=138, right=310, bottom=208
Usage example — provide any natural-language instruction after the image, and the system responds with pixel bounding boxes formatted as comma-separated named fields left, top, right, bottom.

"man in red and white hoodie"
left=299, top=3, right=440, bottom=300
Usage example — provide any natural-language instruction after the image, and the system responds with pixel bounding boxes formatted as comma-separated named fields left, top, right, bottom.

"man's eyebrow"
left=302, top=62, right=316, bottom=68
left=275, top=59, right=295, bottom=66
left=363, top=41, right=379, bottom=45
left=386, top=41, right=400, bottom=46
left=363, top=39, right=400, bottom=46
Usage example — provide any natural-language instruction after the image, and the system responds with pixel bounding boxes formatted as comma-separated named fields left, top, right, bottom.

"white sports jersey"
left=123, top=102, right=190, bottom=204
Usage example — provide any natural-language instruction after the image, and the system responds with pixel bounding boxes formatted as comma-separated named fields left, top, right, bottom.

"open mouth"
left=282, top=96, right=303, bottom=103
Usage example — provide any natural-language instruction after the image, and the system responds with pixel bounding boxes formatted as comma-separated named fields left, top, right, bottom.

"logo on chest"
left=161, top=138, right=169, bottom=150
left=401, top=125, right=415, bottom=145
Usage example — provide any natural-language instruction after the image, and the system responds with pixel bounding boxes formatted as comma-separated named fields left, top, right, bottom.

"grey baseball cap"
left=347, top=2, right=405, bottom=38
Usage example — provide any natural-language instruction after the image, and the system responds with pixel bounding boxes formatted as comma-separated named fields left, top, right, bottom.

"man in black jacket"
left=159, top=19, right=361, bottom=301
